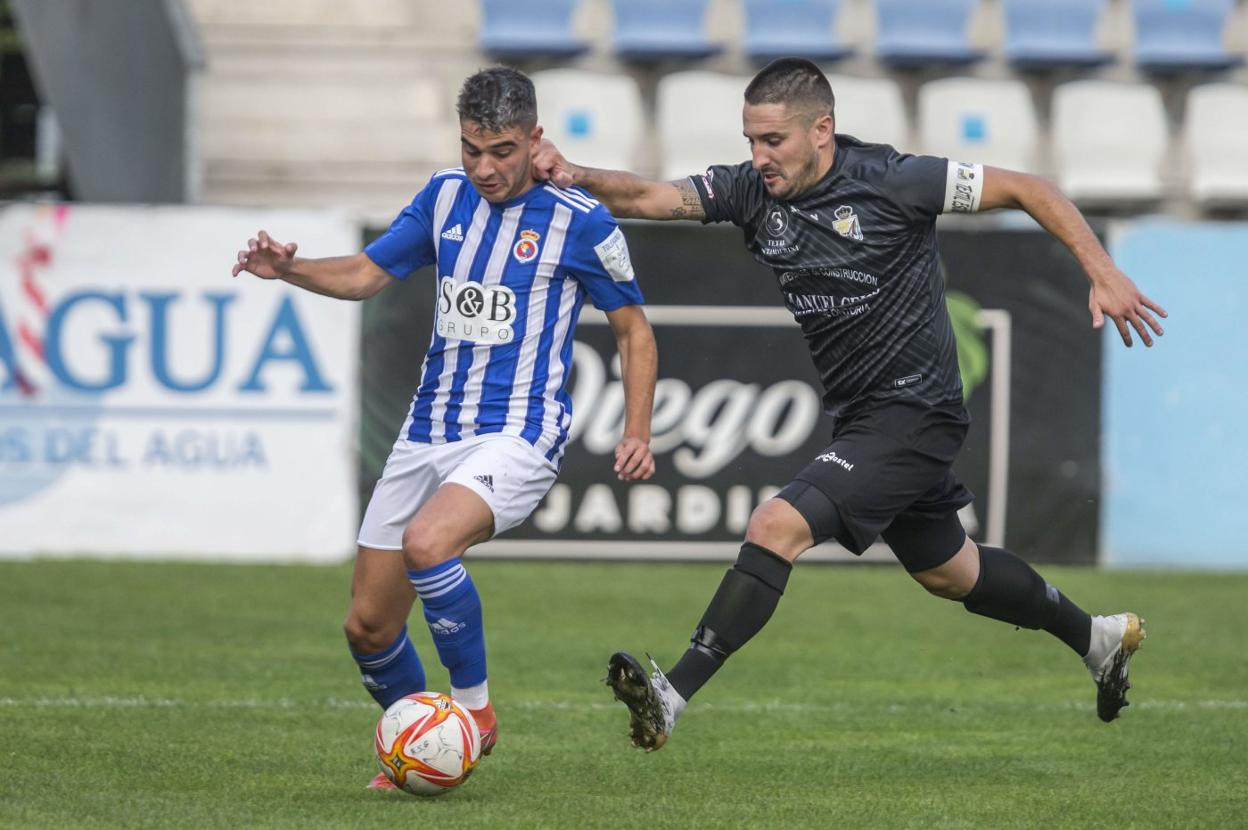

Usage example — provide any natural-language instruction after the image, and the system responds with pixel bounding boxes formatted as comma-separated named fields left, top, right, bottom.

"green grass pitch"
left=2, top=559, right=1246, bottom=828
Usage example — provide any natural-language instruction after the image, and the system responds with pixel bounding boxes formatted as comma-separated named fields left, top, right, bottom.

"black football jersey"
left=689, top=134, right=981, bottom=420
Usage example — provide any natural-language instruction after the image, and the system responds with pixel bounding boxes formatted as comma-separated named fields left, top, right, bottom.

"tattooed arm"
left=573, top=169, right=704, bottom=221
left=532, top=139, right=705, bottom=221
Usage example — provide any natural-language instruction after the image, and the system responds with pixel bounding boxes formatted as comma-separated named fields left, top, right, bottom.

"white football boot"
left=1083, top=612, right=1147, bottom=722
left=606, top=652, right=686, bottom=751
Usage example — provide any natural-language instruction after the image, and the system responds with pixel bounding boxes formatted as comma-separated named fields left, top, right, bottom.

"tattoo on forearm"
left=668, top=178, right=705, bottom=219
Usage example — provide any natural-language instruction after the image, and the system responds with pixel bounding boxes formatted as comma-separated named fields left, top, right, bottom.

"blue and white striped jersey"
left=365, top=169, right=644, bottom=465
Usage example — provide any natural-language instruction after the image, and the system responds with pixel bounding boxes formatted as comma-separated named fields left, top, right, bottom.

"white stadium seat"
left=826, top=75, right=909, bottom=150
left=1186, top=83, right=1248, bottom=208
left=917, top=78, right=1038, bottom=172
left=1052, top=80, right=1168, bottom=205
left=532, top=69, right=643, bottom=172
left=657, top=71, right=750, bottom=180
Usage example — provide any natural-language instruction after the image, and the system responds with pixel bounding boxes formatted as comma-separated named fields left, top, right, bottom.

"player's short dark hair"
left=744, top=58, right=835, bottom=124
left=457, top=67, right=538, bottom=133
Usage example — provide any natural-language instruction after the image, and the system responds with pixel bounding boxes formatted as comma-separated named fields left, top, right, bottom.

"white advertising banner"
left=0, top=204, right=360, bottom=561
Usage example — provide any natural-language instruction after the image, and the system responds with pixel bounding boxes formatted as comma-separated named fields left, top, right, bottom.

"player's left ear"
left=812, top=113, right=834, bottom=147
left=529, top=125, right=544, bottom=148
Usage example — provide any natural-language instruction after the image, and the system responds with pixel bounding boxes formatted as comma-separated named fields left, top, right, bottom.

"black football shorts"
left=777, top=399, right=974, bottom=572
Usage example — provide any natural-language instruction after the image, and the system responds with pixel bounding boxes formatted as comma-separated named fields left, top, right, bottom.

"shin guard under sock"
left=408, top=558, right=488, bottom=688
left=666, top=542, right=793, bottom=700
left=349, top=626, right=426, bottom=709
left=963, top=545, right=1091, bottom=656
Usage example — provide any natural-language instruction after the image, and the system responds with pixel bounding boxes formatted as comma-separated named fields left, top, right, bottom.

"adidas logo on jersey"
left=441, top=223, right=464, bottom=242
left=473, top=474, right=494, bottom=492
left=430, top=618, right=467, bottom=635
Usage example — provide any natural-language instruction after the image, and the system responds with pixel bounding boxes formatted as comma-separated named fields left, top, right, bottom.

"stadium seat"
left=479, top=0, right=588, bottom=60
left=1186, top=83, right=1248, bottom=208
left=1132, top=0, right=1242, bottom=72
left=656, top=72, right=748, bottom=180
left=532, top=70, right=643, bottom=172
left=1051, top=81, right=1168, bottom=205
left=742, top=0, right=852, bottom=63
left=918, top=78, right=1038, bottom=172
left=612, top=0, right=721, bottom=62
left=873, top=0, right=983, bottom=67
left=1002, top=0, right=1111, bottom=70
left=826, top=75, right=909, bottom=149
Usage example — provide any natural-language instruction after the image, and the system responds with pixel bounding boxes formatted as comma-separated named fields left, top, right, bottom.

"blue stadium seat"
left=742, top=0, right=852, bottom=63
left=612, top=0, right=721, bottom=62
left=874, top=0, right=983, bottom=67
left=1132, top=0, right=1242, bottom=72
left=1002, top=0, right=1111, bottom=70
left=479, top=0, right=588, bottom=60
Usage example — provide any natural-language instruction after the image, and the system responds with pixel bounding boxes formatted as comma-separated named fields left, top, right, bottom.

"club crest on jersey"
left=832, top=205, right=863, bottom=241
left=436, top=276, right=517, bottom=344
left=513, top=229, right=541, bottom=263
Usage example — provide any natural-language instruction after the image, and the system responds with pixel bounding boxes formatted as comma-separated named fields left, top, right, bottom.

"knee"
left=343, top=610, right=401, bottom=654
left=401, top=523, right=448, bottom=570
left=911, top=567, right=975, bottom=600
left=744, top=500, right=810, bottom=559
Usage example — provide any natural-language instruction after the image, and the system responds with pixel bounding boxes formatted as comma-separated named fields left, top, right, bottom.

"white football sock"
left=452, top=680, right=490, bottom=711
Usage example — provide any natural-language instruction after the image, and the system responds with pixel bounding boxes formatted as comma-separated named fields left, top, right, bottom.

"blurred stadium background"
left=1, top=1, right=1246, bottom=827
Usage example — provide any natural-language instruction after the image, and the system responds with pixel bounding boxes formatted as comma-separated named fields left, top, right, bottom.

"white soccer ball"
left=374, top=692, right=483, bottom=796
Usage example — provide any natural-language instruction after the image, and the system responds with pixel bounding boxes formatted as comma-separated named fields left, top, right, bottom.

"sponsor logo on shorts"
left=473, top=473, right=494, bottom=492
left=816, top=450, right=854, bottom=472
left=893, top=374, right=922, bottom=388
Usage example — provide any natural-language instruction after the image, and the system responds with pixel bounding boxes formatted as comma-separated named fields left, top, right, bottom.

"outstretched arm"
left=606, top=304, right=657, bottom=481
left=533, top=139, right=704, bottom=221
left=232, top=230, right=392, bottom=301
left=979, top=168, right=1167, bottom=348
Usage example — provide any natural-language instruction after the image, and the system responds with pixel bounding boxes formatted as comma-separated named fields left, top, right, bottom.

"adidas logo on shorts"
left=473, top=474, right=494, bottom=492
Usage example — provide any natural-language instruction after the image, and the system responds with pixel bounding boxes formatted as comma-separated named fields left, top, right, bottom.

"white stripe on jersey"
left=427, top=198, right=491, bottom=442
left=431, top=177, right=463, bottom=248
left=400, top=176, right=465, bottom=441
left=433, top=166, right=465, bottom=178
left=456, top=205, right=524, bottom=438
left=562, top=186, right=600, bottom=210
left=543, top=185, right=592, bottom=214
left=534, top=276, right=580, bottom=459
left=505, top=204, right=572, bottom=438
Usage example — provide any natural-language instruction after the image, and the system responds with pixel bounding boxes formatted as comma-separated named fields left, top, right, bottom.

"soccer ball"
left=374, top=692, right=482, bottom=796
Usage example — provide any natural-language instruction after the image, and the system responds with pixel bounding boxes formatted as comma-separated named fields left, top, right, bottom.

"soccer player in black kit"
left=534, top=58, right=1167, bottom=750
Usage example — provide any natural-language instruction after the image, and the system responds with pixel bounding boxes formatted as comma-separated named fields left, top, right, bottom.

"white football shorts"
left=357, top=433, right=559, bottom=550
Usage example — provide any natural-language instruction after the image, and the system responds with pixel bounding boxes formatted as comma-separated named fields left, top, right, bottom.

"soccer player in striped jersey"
left=232, top=67, right=657, bottom=786
left=536, top=58, right=1163, bottom=750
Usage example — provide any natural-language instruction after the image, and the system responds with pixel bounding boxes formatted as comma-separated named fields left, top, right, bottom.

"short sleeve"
left=563, top=210, right=645, bottom=311
left=878, top=153, right=984, bottom=222
left=364, top=178, right=439, bottom=279
left=877, top=153, right=949, bottom=223
left=688, top=161, right=764, bottom=228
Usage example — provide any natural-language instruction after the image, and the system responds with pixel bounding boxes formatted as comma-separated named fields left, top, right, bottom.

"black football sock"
left=665, top=542, right=793, bottom=701
left=963, top=545, right=1092, bottom=657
